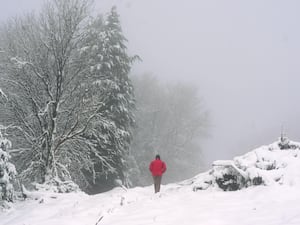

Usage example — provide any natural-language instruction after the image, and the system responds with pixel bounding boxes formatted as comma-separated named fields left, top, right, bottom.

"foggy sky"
left=1, top=0, right=300, bottom=168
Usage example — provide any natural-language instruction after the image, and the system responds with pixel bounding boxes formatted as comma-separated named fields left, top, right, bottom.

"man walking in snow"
left=149, top=154, right=167, bottom=193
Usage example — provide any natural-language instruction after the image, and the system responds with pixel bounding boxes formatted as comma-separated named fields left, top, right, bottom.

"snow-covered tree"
left=0, top=130, right=16, bottom=202
left=0, top=1, right=137, bottom=192
left=81, top=7, right=138, bottom=192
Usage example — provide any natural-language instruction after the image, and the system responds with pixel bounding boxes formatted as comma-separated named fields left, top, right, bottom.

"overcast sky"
left=1, top=0, right=300, bottom=168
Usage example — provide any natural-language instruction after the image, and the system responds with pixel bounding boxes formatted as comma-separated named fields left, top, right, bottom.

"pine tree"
left=101, top=6, right=137, bottom=186
left=0, top=130, right=17, bottom=202
left=82, top=7, right=138, bottom=190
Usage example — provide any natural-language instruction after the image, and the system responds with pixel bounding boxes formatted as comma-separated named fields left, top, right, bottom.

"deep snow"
left=1, top=139, right=300, bottom=225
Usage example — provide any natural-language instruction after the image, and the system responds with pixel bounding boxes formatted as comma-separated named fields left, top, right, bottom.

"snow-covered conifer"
left=0, top=131, right=16, bottom=202
left=98, top=6, right=137, bottom=187
left=80, top=7, right=138, bottom=191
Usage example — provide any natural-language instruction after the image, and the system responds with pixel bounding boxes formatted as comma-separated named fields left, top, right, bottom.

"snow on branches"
left=0, top=1, right=137, bottom=192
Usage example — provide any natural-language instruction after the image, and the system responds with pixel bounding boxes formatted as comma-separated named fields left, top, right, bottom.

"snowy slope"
left=191, top=138, right=300, bottom=191
left=1, top=139, right=300, bottom=225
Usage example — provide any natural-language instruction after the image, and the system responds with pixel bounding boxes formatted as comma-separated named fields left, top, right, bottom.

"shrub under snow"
left=33, top=178, right=80, bottom=193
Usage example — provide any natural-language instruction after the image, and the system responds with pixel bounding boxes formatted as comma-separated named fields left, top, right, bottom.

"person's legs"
left=153, top=176, right=158, bottom=193
left=157, top=176, right=162, bottom=192
left=153, top=176, right=162, bottom=193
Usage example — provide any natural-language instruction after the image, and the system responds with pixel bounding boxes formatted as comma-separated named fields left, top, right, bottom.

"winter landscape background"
left=0, top=1, right=300, bottom=224
left=1, top=0, right=300, bottom=168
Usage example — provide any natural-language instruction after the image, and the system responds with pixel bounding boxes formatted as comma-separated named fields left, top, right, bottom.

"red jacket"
left=149, top=159, right=167, bottom=176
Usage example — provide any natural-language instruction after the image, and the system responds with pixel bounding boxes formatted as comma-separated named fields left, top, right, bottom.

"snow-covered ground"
left=1, top=184, right=300, bottom=225
left=2, top=138, right=300, bottom=225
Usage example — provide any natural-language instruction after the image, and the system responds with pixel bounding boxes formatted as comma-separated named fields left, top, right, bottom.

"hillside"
left=1, top=137, right=300, bottom=225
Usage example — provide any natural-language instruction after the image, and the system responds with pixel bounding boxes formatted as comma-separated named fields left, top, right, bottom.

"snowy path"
left=2, top=184, right=300, bottom=225
left=101, top=185, right=300, bottom=225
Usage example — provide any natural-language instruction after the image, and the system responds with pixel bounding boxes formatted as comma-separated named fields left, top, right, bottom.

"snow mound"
left=192, top=137, right=300, bottom=191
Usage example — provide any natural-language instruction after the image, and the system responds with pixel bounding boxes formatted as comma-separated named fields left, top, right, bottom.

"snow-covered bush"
left=33, top=177, right=80, bottom=193
left=193, top=138, right=300, bottom=191
left=0, top=132, right=17, bottom=202
left=278, top=136, right=300, bottom=150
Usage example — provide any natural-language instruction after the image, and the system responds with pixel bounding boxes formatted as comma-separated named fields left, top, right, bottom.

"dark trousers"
left=153, top=176, right=162, bottom=193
